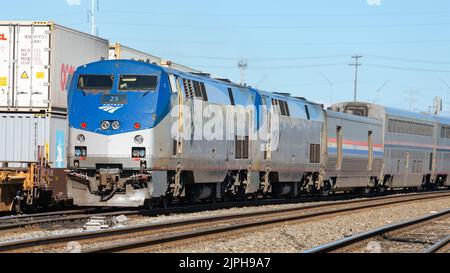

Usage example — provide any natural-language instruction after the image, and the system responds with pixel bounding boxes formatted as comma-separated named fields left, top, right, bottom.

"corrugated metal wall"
left=0, top=113, right=67, bottom=168
left=51, top=24, right=109, bottom=110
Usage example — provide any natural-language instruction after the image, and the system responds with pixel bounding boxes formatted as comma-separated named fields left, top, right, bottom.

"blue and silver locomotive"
left=66, top=60, right=448, bottom=208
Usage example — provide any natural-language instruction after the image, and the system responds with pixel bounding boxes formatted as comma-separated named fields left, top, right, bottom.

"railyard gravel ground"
left=0, top=194, right=449, bottom=253
left=148, top=197, right=450, bottom=253
left=0, top=197, right=371, bottom=244
left=0, top=198, right=356, bottom=243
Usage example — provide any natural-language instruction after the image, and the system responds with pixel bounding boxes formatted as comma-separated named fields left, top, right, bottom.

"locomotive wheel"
left=13, top=199, right=23, bottom=215
left=161, top=196, right=171, bottom=208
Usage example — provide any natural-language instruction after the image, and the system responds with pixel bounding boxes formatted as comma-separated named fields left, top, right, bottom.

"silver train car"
left=330, top=102, right=450, bottom=189
left=66, top=60, right=448, bottom=208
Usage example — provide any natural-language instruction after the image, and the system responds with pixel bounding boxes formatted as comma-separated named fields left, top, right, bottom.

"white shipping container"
left=160, top=60, right=202, bottom=74
left=0, top=113, right=67, bottom=169
left=109, top=43, right=161, bottom=64
left=109, top=43, right=202, bottom=74
left=0, top=21, right=109, bottom=112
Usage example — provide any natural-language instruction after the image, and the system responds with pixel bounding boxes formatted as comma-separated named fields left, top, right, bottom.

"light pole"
left=439, top=78, right=450, bottom=111
left=372, top=80, right=390, bottom=103
left=319, top=72, right=333, bottom=105
left=439, top=78, right=450, bottom=93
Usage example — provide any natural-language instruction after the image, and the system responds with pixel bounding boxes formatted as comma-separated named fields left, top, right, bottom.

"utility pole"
left=433, top=96, right=442, bottom=115
left=349, top=55, right=362, bottom=102
left=89, top=0, right=99, bottom=36
left=238, top=59, right=248, bottom=85
left=404, top=90, right=419, bottom=111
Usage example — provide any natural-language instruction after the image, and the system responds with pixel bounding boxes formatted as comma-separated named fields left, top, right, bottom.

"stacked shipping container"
left=0, top=22, right=202, bottom=169
left=0, top=21, right=109, bottom=169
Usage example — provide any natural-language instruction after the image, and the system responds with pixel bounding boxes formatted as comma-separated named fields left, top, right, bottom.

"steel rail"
left=424, top=235, right=450, bottom=253
left=1, top=191, right=449, bottom=253
left=1, top=190, right=446, bottom=231
left=0, top=209, right=138, bottom=231
left=304, top=209, right=450, bottom=253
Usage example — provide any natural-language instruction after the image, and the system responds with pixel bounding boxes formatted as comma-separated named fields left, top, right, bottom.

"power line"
left=137, top=53, right=348, bottom=61
left=99, top=21, right=450, bottom=30
left=124, top=51, right=450, bottom=66
left=319, top=72, right=334, bottom=104
left=404, top=90, right=420, bottom=111
left=365, top=64, right=450, bottom=73
left=115, top=38, right=450, bottom=46
left=101, top=47, right=450, bottom=65
left=100, top=9, right=450, bottom=18
left=364, top=54, right=450, bottom=65
left=192, top=63, right=347, bottom=70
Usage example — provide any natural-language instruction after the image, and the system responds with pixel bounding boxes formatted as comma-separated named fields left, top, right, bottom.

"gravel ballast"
left=150, top=197, right=450, bottom=253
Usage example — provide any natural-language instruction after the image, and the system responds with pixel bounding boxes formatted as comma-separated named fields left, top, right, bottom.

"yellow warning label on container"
left=21, top=71, right=29, bottom=79
left=45, top=143, right=49, bottom=160
left=0, top=77, right=7, bottom=86
left=36, top=72, right=45, bottom=79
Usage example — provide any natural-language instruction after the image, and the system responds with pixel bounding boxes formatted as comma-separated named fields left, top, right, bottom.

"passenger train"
left=66, top=60, right=450, bottom=208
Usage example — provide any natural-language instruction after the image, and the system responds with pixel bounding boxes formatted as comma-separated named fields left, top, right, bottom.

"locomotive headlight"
left=134, top=135, right=144, bottom=144
left=112, top=121, right=120, bottom=130
left=77, top=134, right=85, bottom=143
left=101, top=120, right=110, bottom=130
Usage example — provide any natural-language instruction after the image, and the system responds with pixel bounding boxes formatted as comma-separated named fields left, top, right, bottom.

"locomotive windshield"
left=78, top=75, right=114, bottom=91
left=118, top=75, right=158, bottom=91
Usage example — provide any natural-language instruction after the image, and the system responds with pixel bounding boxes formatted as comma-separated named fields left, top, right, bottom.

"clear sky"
left=4, top=0, right=450, bottom=113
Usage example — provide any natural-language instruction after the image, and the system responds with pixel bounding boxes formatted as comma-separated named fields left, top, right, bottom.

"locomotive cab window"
left=119, top=75, right=158, bottom=91
left=78, top=75, right=114, bottom=91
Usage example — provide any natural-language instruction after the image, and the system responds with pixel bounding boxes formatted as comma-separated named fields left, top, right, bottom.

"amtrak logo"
left=99, top=105, right=123, bottom=114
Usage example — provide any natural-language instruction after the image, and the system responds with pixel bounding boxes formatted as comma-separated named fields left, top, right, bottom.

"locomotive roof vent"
left=215, top=78, right=232, bottom=83
left=293, top=96, right=306, bottom=101
left=274, top=92, right=291, bottom=97
left=192, top=72, right=211, bottom=78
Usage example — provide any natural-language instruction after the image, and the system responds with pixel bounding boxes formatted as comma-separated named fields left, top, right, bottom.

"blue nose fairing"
left=68, top=60, right=172, bottom=135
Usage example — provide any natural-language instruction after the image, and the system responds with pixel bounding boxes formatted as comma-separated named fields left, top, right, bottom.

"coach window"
left=387, top=119, right=393, bottom=133
left=336, top=126, right=343, bottom=171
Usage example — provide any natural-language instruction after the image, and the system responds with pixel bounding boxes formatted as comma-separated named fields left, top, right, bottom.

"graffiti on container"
left=61, top=63, right=76, bottom=91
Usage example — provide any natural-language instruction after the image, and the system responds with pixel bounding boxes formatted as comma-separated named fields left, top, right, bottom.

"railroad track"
left=304, top=208, right=450, bottom=253
left=0, top=208, right=139, bottom=231
left=0, top=190, right=449, bottom=253
left=1, top=189, right=446, bottom=232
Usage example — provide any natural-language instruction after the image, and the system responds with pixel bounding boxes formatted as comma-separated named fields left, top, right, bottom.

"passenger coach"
left=330, top=102, right=449, bottom=189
